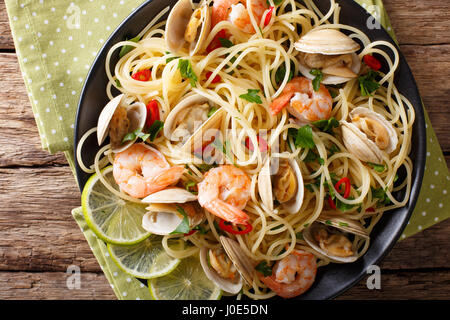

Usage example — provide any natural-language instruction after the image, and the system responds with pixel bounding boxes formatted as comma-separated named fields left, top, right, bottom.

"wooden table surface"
left=0, top=0, right=449, bottom=300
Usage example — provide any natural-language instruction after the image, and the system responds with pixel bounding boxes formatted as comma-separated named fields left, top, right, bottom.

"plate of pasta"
left=74, top=0, right=426, bottom=300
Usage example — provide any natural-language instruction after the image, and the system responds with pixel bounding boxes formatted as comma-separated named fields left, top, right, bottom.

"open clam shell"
left=199, top=247, right=243, bottom=294
left=294, top=29, right=361, bottom=85
left=142, top=187, right=197, bottom=204
left=220, top=236, right=255, bottom=286
left=303, top=215, right=369, bottom=263
left=142, top=203, right=203, bottom=235
left=297, top=52, right=361, bottom=85
left=258, top=158, right=304, bottom=214
left=164, top=93, right=224, bottom=154
left=97, top=94, right=147, bottom=153
left=294, top=29, right=360, bottom=55
left=341, top=107, right=398, bottom=164
left=166, top=0, right=211, bottom=56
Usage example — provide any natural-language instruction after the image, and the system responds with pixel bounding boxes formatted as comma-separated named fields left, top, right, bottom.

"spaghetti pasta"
left=77, top=0, right=414, bottom=299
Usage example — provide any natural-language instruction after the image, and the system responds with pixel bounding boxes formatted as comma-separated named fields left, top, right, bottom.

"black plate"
left=74, top=0, right=426, bottom=300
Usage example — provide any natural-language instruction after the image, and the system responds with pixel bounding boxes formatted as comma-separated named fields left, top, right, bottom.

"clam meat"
left=294, top=29, right=361, bottom=85
left=97, top=94, right=147, bottom=153
left=258, top=158, right=304, bottom=214
left=303, top=215, right=369, bottom=263
left=341, top=107, right=398, bottom=164
left=166, top=0, right=211, bottom=56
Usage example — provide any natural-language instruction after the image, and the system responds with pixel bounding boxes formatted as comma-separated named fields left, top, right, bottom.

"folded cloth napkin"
left=5, top=0, right=450, bottom=299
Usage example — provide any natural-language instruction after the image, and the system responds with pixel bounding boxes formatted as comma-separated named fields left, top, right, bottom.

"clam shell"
left=97, top=94, right=125, bottom=145
left=350, top=107, right=398, bottom=154
left=220, top=236, right=255, bottom=286
left=199, top=247, right=243, bottom=294
left=303, top=215, right=368, bottom=263
left=258, top=158, right=304, bottom=214
left=165, top=0, right=211, bottom=56
left=297, top=52, right=361, bottom=85
left=97, top=94, right=147, bottom=153
left=294, top=29, right=360, bottom=55
left=141, top=188, right=197, bottom=204
left=142, top=203, right=203, bottom=235
left=341, top=120, right=384, bottom=164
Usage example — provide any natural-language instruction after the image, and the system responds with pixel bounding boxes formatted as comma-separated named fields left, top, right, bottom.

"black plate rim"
left=73, top=0, right=426, bottom=300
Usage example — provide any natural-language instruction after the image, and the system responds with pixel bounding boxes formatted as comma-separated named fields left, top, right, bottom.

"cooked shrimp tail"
left=270, top=77, right=332, bottom=124
left=198, top=165, right=252, bottom=224
left=204, top=198, right=250, bottom=224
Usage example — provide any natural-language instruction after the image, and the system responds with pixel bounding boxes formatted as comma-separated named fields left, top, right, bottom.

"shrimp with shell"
left=260, top=249, right=317, bottom=298
left=197, top=165, right=251, bottom=225
left=113, top=143, right=185, bottom=199
left=270, top=76, right=333, bottom=124
left=211, top=0, right=269, bottom=34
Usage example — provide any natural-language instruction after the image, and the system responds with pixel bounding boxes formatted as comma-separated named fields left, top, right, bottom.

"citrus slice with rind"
left=81, top=166, right=150, bottom=245
left=108, top=235, right=181, bottom=279
left=148, top=254, right=222, bottom=300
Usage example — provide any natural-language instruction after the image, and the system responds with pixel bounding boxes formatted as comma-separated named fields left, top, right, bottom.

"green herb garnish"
left=115, top=79, right=122, bottom=88
left=274, top=62, right=295, bottom=86
left=294, top=125, right=315, bottom=149
left=148, top=120, right=164, bottom=141
left=239, top=89, right=263, bottom=104
left=178, top=59, right=198, bottom=87
left=122, top=128, right=150, bottom=143
left=207, top=106, right=218, bottom=118
left=358, top=70, right=380, bottom=96
left=219, top=38, right=234, bottom=48
left=119, top=35, right=141, bottom=58
left=255, top=261, right=273, bottom=277
left=310, top=69, right=323, bottom=92
left=367, top=162, right=386, bottom=173
left=312, top=117, right=340, bottom=134
left=170, top=205, right=190, bottom=234
left=372, top=186, right=392, bottom=205
left=295, top=232, right=304, bottom=240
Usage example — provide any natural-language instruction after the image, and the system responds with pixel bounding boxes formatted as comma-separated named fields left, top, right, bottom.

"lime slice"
left=108, top=235, right=181, bottom=279
left=81, top=166, right=151, bottom=245
left=149, top=254, right=222, bottom=300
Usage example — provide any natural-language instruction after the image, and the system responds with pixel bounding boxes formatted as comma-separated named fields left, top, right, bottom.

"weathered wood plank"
left=0, top=1, right=14, bottom=50
left=0, top=272, right=115, bottom=300
left=0, top=270, right=448, bottom=300
left=337, top=270, right=450, bottom=300
left=0, top=165, right=449, bottom=272
left=0, top=53, right=67, bottom=167
left=384, top=0, right=450, bottom=45
left=399, top=44, right=450, bottom=151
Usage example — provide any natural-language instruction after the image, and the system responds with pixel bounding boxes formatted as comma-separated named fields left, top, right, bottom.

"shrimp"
left=197, top=165, right=251, bottom=225
left=260, top=249, right=317, bottom=298
left=113, top=143, right=184, bottom=198
left=211, top=0, right=269, bottom=34
left=270, top=77, right=333, bottom=124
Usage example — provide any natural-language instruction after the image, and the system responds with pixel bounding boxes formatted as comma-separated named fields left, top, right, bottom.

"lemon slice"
left=149, top=254, right=222, bottom=300
left=81, top=166, right=151, bottom=245
left=108, top=235, right=181, bottom=279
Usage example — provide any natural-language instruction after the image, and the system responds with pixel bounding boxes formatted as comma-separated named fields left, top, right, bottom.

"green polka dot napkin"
left=5, top=0, right=450, bottom=299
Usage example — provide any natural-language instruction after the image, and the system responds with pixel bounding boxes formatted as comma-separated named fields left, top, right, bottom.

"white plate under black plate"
left=74, top=0, right=426, bottom=300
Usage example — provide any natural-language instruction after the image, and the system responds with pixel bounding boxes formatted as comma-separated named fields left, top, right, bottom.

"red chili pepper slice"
left=363, top=55, right=382, bottom=71
left=245, top=135, right=269, bottom=152
left=328, top=196, right=337, bottom=210
left=366, top=207, right=375, bottom=213
left=264, top=6, right=275, bottom=26
left=334, top=177, right=351, bottom=199
left=132, top=69, right=151, bottom=81
left=206, top=29, right=228, bottom=53
left=328, top=177, right=351, bottom=209
left=219, top=219, right=253, bottom=235
left=145, top=100, right=160, bottom=128
left=184, top=229, right=197, bottom=236
left=206, top=71, right=221, bottom=83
